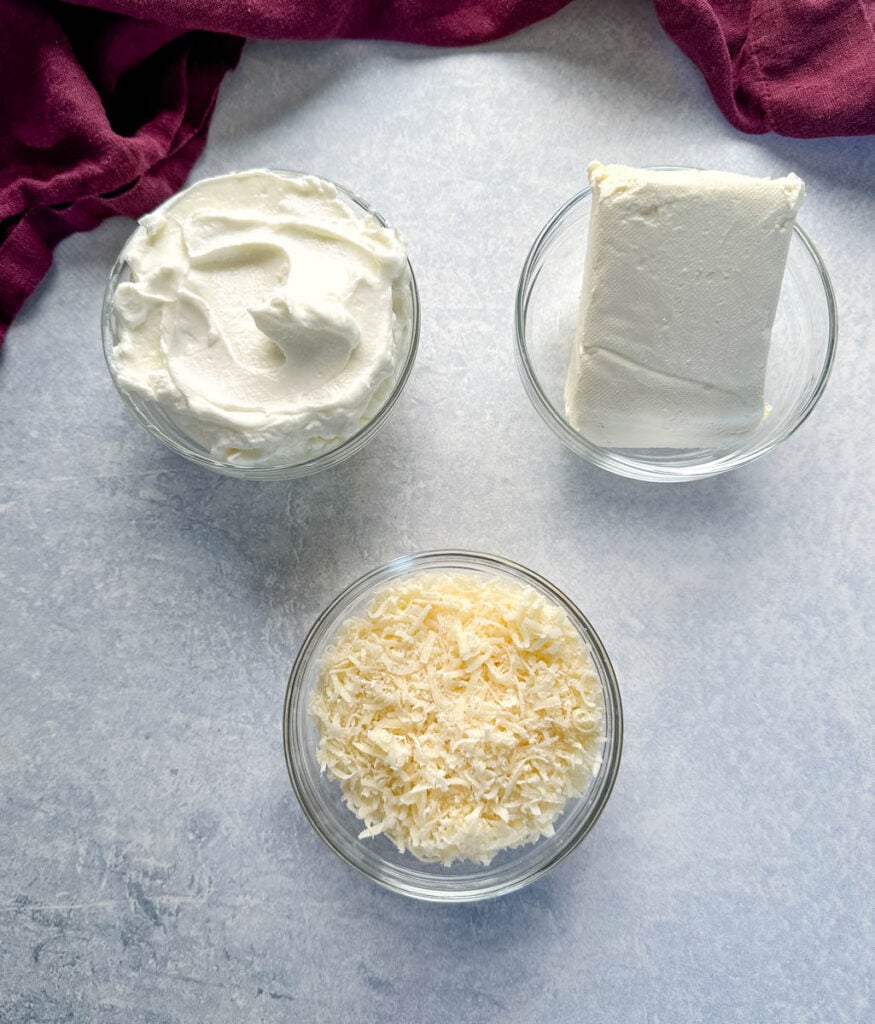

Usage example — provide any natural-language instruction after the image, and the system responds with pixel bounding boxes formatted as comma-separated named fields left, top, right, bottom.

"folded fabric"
left=2, top=0, right=874, bottom=346
left=68, top=0, right=572, bottom=44
left=655, top=0, right=875, bottom=138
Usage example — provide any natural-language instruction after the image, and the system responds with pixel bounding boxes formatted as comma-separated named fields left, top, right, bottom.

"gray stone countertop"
left=2, top=1, right=873, bottom=1020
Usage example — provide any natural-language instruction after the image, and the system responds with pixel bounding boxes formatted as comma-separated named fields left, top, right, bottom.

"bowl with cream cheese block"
left=284, top=551, right=623, bottom=902
left=103, top=169, right=419, bottom=479
left=515, top=163, right=837, bottom=482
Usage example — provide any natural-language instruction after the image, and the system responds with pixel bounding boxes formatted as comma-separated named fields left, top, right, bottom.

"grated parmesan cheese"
left=310, top=571, right=605, bottom=866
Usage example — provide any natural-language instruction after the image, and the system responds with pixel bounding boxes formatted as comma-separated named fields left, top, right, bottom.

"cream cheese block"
left=564, top=162, right=805, bottom=449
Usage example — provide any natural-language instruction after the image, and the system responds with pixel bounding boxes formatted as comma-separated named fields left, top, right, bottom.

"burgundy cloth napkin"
left=655, top=0, right=875, bottom=137
left=3, top=0, right=875, bottom=346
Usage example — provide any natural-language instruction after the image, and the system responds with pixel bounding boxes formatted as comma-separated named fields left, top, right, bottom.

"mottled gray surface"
left=2, top=1, right=873, bottom=1021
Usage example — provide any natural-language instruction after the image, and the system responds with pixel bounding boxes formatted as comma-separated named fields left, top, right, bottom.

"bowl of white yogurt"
left=103, top=170, right=419, bottom=479
left=515, top=165, right=837, bottom=482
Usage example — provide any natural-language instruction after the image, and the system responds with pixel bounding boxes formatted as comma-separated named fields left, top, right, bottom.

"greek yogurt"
left=110, top=170, right=411, bottom=466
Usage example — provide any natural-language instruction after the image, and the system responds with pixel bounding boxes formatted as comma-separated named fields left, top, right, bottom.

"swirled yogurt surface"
left=110, top=170, right=411, bottom=466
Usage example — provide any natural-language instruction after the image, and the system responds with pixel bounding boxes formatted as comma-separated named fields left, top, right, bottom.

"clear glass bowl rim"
left=283, top=549, right=624, bottom=903
left=514, top=167, right=839, bottom=482
left=102, top=168, right=421, bottom=480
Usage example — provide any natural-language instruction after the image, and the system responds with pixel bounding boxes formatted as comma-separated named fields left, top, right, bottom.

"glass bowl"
left=515, top=172, right=838, bottom=482
left=102, top=170, right=420, bottom=480
left=283, top=550, right=623, bottom=903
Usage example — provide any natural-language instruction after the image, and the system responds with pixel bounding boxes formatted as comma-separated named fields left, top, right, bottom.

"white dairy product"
left=310, top=572, right=605, bottom=866
left=565, top=162, right=805, bottom=449
left=110, top=170, right=411, bottom=467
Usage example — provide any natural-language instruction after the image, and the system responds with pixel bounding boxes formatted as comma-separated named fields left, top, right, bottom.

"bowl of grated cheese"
left=283, top=551, right=622, bottom=902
